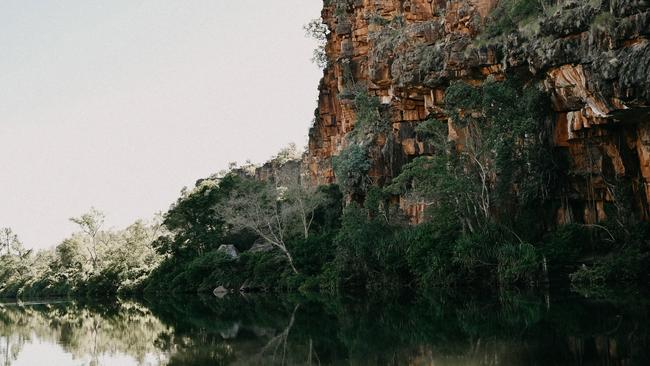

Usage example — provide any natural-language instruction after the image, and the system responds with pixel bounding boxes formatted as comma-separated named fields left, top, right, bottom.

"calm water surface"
left=0, top=292, right=648, bottom=365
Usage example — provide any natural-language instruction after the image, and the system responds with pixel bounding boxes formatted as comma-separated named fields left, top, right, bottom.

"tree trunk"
left=284, top=249, right=299, bottom=274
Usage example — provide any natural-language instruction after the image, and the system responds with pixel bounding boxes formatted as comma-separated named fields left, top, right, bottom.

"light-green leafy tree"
left=69, top=207, right=106, bottom=270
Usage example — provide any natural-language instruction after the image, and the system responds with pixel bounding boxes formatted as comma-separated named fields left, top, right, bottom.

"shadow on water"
left=0, top=290, right=648, bottom=365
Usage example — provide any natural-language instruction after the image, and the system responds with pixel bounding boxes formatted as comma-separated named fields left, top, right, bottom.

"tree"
left=389, top=79, right=554, bottom=234
left=155, top=175, right=239, bottom=257
left=70, top=208, right=105, bottom=270
left=268, top=148, right=328, bottom=240
left=111, top=219, right=162, bottom=273
left=55, top=236, right=87, bottom=270
left=0, top=227, right=25, bottom=257
left=284, top=183, right=328, bottom=240
left=273, top=143, right=302, bottom=165
left=0, top=228, right=30, bottom=282
left=219, top=179, right=306, bottom=274
left=304, top=18, right=329, bottom=68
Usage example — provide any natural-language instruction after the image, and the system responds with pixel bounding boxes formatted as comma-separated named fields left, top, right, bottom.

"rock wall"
left=304, top=0, right=650, bottom=224
left=230, top=160, right=301, bottom=188
left=255, top=159, right=301, bottom=186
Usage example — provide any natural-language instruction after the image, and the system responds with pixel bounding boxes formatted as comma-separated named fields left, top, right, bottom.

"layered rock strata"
left=304, top=0, right=650, bottom=223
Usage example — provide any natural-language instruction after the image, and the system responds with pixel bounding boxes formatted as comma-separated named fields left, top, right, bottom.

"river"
left=0, top=291, right=648, bottom=365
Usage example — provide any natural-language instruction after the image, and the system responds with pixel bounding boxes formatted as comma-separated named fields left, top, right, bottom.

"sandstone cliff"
left=304, top=0, right=650, bottom=224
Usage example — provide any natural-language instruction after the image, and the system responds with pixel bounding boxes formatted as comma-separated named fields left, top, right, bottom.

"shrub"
left=310, top=184, right=344, bottom=233
left=444, top=82, right=481, bottom=126
left=569, top=249, right=645, bottom=286
left=328, top=204, right=404, bottom=293
left=332, top=144, right=371, bottom=195
left=540, top=224, right=590, bottom=265
left=352, top=90, right=388, bottom=138
left=484, top=0, right=543, bottom=37
left=591, top=12, right=616, bottom=33
left=398, top=219, right=459, bottom=287
left=290, top=232, right=336, bottom=277
left=495, top=242, right=540, bottom=286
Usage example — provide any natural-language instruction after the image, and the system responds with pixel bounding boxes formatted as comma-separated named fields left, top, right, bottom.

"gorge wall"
left=304, top=0, right=650, bottom=224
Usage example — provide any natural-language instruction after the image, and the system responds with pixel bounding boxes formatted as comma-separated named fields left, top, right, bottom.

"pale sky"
left=0, top=0, right=323, bottom=250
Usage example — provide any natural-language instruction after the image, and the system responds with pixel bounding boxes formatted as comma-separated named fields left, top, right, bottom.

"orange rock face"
left=305, top=0, right=650, bottom=224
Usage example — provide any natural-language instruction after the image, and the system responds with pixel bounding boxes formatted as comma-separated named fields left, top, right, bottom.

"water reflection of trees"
left=141, top=292, right=649, bottom=365
left=0, top=301, right=171, bottom=365
left=0, top=292, right=648, bottom=365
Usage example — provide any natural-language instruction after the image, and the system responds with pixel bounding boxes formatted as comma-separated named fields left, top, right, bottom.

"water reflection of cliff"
left=0, top=292, right=648, bottom=365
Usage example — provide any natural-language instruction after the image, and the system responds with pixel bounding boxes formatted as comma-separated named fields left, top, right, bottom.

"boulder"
left=213, top=285, right=229, bottom=298
left=217, top=244, right=239, bottom=259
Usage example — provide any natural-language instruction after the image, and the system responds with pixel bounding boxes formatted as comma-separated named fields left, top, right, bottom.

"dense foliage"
left=390, top=78, right=558, bottom=235
left=1, top=78, right=648, bottom=299
left=0, top=217, right=162, bottom=298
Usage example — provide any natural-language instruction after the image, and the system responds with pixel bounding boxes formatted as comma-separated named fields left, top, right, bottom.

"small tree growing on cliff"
left=304, top=18, right=329, bottom=68
left=333, top=143, right=372, bottom=196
